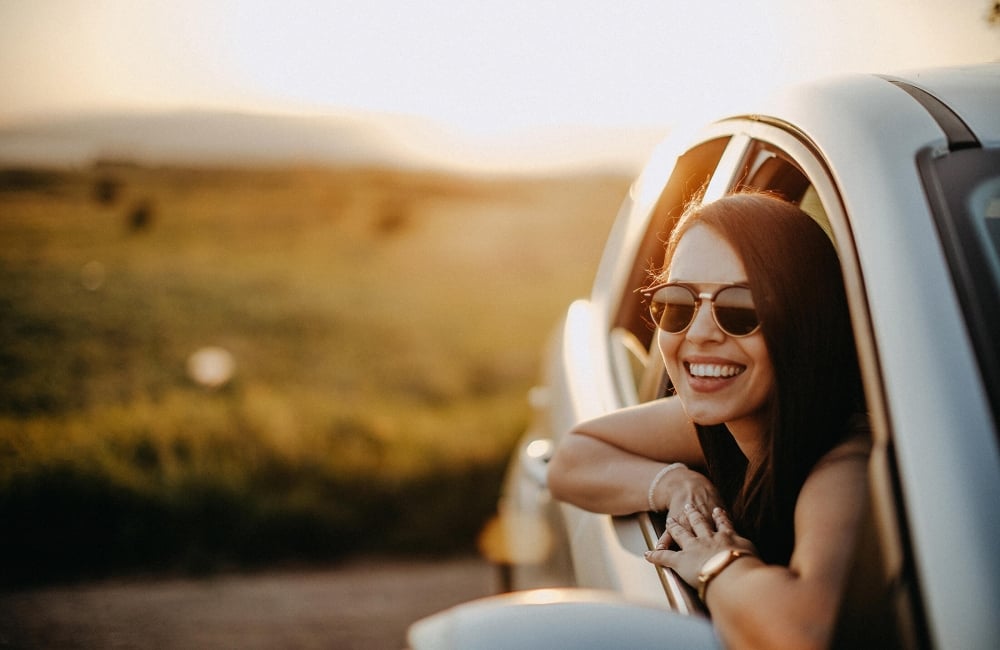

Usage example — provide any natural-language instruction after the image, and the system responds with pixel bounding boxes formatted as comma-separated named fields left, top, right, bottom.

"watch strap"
left=697, top=549, right=753, bottom=602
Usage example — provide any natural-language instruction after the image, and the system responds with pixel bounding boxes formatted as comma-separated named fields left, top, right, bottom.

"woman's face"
left=658, top=224, right=775, bottom=439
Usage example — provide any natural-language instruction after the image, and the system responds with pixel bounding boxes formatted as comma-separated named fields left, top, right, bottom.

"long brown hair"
left=660, top=192, right=863, bottom=564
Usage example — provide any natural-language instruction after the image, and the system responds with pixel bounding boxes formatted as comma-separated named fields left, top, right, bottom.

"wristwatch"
left=697, top=549, right=754, bottom=602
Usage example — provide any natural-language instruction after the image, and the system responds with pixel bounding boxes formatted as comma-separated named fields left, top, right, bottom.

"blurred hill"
left=0, top=109, right=667, bottom=175
left=0, top=154, right=633, bottom=586
left=0, top=102, right=650, bottom=587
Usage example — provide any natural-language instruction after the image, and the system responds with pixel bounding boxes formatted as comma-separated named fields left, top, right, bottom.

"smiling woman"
left=547, top=192, right=870, bottom=649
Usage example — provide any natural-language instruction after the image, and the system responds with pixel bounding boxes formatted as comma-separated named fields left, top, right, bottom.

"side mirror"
left=408, top=588, right=720, bottom=650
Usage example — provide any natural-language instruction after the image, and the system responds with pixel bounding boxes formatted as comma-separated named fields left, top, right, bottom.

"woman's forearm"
left=547, top=398, right=709, bottom=514
left=703, top=561, right=837, bottom=650
left=547, top=432, right=671, bottom=515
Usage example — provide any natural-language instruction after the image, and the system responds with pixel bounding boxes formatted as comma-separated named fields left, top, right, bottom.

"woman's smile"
left=685, top=360, right=747, bottom=380
left=684, top=358, right=748, bottom=393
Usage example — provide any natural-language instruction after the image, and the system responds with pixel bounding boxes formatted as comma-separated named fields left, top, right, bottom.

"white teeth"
left=688, top=363, right=744, bottom=378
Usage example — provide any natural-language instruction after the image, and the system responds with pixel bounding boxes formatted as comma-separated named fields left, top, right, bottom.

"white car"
left=411, top=64, right=1000, bottom=649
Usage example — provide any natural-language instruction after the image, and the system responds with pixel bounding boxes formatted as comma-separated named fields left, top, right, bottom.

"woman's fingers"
left=713, top=506, right=734, bottom=532
left=664, top=515, right=693, bottom=544
left=684, top=503, right=714, bottom=536
left=644, top=547, right=676, bottom=567
left=655, top=528, right=673, bottom=550
left=658, top=504, right=735, bottom=555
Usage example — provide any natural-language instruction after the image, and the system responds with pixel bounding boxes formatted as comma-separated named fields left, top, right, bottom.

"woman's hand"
left=652, top=468, right=725, bottom=548
left=645, top=505, right=756, bottom=586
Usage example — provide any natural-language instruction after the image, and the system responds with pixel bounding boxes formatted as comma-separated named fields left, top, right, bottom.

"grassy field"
left=0, top=162, right=629, bottom=586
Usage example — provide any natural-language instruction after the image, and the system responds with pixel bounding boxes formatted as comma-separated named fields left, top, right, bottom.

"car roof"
left=727, top=63, right=1000, bottom=161
left=885, top=64, right=1000, bottom=146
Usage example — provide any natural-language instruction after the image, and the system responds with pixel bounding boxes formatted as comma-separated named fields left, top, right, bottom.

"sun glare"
left=0, top=1, right=996, bottom=134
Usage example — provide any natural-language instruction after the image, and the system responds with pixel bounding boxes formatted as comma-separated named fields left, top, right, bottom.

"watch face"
left=702, top=550, right=734, bottom=576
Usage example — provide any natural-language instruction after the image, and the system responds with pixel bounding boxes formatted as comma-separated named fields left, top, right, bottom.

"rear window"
left=919, top=146, right=1000, bottom=436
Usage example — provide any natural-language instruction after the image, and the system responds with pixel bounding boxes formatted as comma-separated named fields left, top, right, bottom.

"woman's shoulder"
left=794, top=416, right=872, bottom=532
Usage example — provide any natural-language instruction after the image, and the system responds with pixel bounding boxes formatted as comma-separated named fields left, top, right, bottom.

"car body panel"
left=408, top=589, right=721, bottom=650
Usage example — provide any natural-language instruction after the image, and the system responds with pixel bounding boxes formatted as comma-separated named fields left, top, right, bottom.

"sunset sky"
left=1, top=1, right=997, bottom=136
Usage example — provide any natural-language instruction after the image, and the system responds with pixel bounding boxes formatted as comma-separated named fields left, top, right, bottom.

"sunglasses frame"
left=644, top=281, right=761, bottom=338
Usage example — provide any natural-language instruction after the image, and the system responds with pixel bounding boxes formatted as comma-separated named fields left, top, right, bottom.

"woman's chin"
left=680, top=402, right=727, bottom=427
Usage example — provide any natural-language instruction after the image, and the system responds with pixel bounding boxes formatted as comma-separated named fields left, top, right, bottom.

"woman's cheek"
left=657, top=329, right=683, bottom=385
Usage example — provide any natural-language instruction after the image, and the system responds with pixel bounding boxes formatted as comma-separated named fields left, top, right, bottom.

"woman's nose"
left=685, top=302, right=725, bottom=343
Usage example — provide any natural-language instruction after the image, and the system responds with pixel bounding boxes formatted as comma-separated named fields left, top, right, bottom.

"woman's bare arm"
left=547, top=396, right=714, bottom=516
left=675, top=439, right=870, bottom=650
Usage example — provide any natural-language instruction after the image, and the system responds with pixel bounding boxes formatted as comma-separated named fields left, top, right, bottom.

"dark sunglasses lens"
left=714, top=286, right=759, bottom=335
left=649, top=285, right=696, bottom=333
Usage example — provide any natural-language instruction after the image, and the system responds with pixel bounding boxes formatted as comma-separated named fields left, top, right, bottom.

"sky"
left=0, top=0, right=997, bottom=137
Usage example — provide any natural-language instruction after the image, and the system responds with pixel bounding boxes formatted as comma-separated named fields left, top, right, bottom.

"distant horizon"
left=0, top=106, right=670, bottom=176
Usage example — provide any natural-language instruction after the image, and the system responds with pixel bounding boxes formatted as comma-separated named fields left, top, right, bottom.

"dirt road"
left=0, top=556, right=498, bottom=649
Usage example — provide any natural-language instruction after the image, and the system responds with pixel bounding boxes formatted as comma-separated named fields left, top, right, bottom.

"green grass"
left=0, top=162, right=629, bottom=586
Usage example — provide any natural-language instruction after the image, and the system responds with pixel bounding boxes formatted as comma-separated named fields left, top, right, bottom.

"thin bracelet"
left=647, top=462, right=686, bottom=512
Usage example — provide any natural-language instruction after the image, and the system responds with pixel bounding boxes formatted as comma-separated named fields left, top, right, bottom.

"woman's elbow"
left=546, top=429, right=595, bottom=503
left=545, top=444, right=575, bottom=503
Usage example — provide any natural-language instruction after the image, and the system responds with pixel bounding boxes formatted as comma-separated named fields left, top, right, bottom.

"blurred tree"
left=126, top=199, right=155, bottom=232
left=93, top=176, right=121, bottom=205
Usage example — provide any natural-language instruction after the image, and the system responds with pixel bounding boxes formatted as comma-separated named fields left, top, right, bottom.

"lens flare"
left=186, top=346, right=235, bottom=389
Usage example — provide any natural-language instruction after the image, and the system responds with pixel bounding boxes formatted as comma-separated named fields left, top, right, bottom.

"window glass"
left=920, top=146, right=1000, bottom=434
left=736, top=142, right=833, bottom=242
left=968, top=176, right=1000, bottom=281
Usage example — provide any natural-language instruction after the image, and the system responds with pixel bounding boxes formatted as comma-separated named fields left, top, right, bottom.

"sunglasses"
left=645, top=282, right=761, bottom=337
